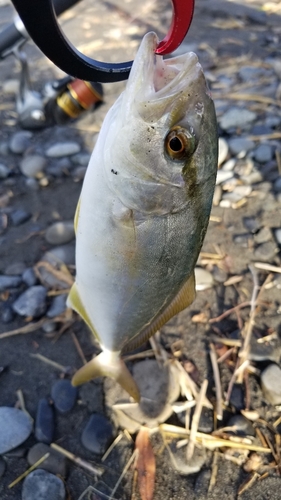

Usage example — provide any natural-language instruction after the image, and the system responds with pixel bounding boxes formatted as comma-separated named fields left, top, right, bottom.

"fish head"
left=103, top=32, right=218, bottom=216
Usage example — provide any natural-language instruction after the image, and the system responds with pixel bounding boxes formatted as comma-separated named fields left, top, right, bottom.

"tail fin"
left=72, top=350, right=140, bottom=403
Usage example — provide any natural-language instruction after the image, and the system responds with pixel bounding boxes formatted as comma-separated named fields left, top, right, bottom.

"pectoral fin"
left=123, top=272, right=196, bottom=353
left=72, top=350, right=140, bottom=402
left=67, top=282, right=100, bottom=342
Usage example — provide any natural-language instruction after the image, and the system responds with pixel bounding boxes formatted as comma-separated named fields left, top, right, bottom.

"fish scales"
left=67, top=32, right=218, bottom=401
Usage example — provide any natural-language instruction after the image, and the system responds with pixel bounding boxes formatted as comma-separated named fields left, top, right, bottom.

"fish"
left=67, top=32, right=218, bottom=402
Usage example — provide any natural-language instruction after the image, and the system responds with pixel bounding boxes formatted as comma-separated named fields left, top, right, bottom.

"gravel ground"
left=0, top=0, right=281, bottom=499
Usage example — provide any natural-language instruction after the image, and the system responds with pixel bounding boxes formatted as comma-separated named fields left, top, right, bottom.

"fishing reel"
left=14, top=48, right=103, bottom=130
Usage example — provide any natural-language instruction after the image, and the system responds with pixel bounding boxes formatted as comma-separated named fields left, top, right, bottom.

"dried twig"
left=71, top=331, right=87, bottom=365
left=208, top=450, right=219, bottom=492
left=30, top=353, right=70, bottom=373
left=186, top=379, right=208, bottom=460
left=209, top=344, right=223, bottom=420
left=109, top=449, right=138, bottom=500
left=8, top=453, right=50, bottom=488
left=51, top=443, right=104, bottom=476
left=238, top=472, right=260, bottom=496
left=174, top=360, right=213, bottom=409
left=254, top=262, right=281, bottom=274
left=209, top=302, right=251, bottom=323
left=0, top=318, right=46, bottom=339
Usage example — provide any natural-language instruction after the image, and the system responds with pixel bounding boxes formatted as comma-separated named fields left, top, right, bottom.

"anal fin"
left=123, top=272, right=196, bottom=353
left=67, top=282, right=100, bottom=341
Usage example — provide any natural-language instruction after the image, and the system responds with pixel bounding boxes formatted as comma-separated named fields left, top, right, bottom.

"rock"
left=229, top=383, right=245, bottom=411
left=0, top=275, right=22, bottom=291
left=197, top=407, right=214, bottom=433
left=273, top=176, right=281, bottom=192
left=12, top=285, right=47, bottom=317
left=211, top=265, right=227, bottom=283
left=0, top=407, right=32, bottom=454
left=81, top=413, right=114, bottom=455
left=107, top=360, right=180, bottom=433
left=22, top=469, right=65, bottom=500
left=218, top=137, right=228, bottom=166
left=42, top=321, right=57, bottom=333
left=10, top=209, right=31, bottom=226
left=47, top=294, right=67, bottom=318
left=27, top=443, right=67, bottom=477
left=0, top=164, right=10, bottom=178
left=51, top=379, right=77, bottom=413
left=254, top=241, right=278, bottom=261
left=35, top=399, right=55, bottom=444
left=1, top=303, right=15, bottom=323
left=228, top=137, right=255, bottom=156
left=45, top=221, right=75, bottom=245
left=243, top=217, right=261, bottom=234
left=42, top=244, right=75, bottom=266
left=254, top=144, right=273, bottom=164
left=0, top=457, right=6, bottom=479
left=261, top=364, right=281, bottom=405
left=240, top=170, right=263, bottom=185
left=249, top=336, right=281, bottom=363
left=22, top=267, right=38, bottom=287
left=34, top=263, right=70, bottom=290
left=46, top=142, right=81, bottom=158
left=221, top=158, right=236, bottom=171
left=227, top=415, right=255, bottom=436
left=5, top=262, right=26, bottom=275
left=274, top=228, right=281, bottom=245
left=168, top=440, right=206, bottom=475
left=219, top=108, right=257, bottom=131
left=9, top=131, right=33, bottom=154
left=71, top=166, right=87, bottom=181
left=233, top=233, right=252, bottom=248
left=195, top=267, right=214, bottom=291
left=25, top=178, right=39, bottom=190
left=212, top=185, right=222, bottom=206
left=216, top=170, right=234, bottom=185
left=2, top=79, right=19, bottom=94
left=19, top=155, right=47, bottom=178
left=254, top=226, right=272, bottom=244
left=71, top=152, right=91, bottom=166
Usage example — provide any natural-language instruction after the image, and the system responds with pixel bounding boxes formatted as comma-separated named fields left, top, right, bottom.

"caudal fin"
left=72, top=350, right=140, bottom=403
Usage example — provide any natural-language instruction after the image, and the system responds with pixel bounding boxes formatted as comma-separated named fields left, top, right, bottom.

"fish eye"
left=165, top=127, right=197, bottom=160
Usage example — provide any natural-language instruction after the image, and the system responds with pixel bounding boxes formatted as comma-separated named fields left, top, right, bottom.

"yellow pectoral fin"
left=74, top=197, right=81, bottom=234
left=123, top=272, right=196, bottom=353
left=67, top=282, right=99, bottom=339
left=72, top=351, right=140, bottom=402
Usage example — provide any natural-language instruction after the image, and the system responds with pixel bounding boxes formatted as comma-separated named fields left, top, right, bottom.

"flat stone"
left=229, top=383, right=245, bottom=411
left=27, top=443, right=67, bottom=477
left=22, top=267, right=38, bottom=287
left=228, top=137, right=255, bottom=156
left=46, top=142, right=81, bottom=158
left=5, top=262, right=26, bottom=275
left=42, top=244, right=75, bottom=266
left=216, top=170, right=234, bottom=185
left=71, top=166, right=87, bottom=181
left=227, top=415, right=255, bottom=436
left=211, top=265, right=227, bottom=283
left=12, top=285, right=47, bottom=317
left=221, top=158, right=236, bottom=171
left=0, top=164, right=10, bottom=179
left=274, top=228, right=281, bottom=245
left=249, top=336, right=281, bottom=363
left=0, top=275, right=22, bottom=291
left=219, top=108, right=257, bottom=131
left=218, top=137, right=228, bottom=167
left=212, top=185, right=222, bottom=206
left=22, top=469, right=65, bottom=500
left=34, top=263, right=70, bottom=290
left=254, top=241, right=278, bottom=261
left=51, top=379, right=77, bottom=413
left=71, top=152, right=91, bottom=166
left=274, top=177, right=281, bottom=192
left=0, top=457, right=6, bottom=478
left=45, top=221, right=75, bottom=245
left=254, top=226, right=272, bottom=244
left=254, top=144, right=273, bottom=164
left=195, top=267, right=214, bottom=291
left=10, top=209, right=31, bottom=226
left=0, top=407, right=32, bottom=454
left=19, top=155, right=47, bottom=178
left=9, top=131, right=33, bottom=154
left=1, top=303, right=15, bottom=323
left=261, top=364, right=281, bottom=405
left=47, top=294, right=67, bottom=318
left=241, top=170, right=263, bottom=185
left=81, top=413, right=114, bottom=455
left=197, top=407, right=214, bottom=433
left=35, top=399, right=55, bottom=444
left=243, top=217, right=262, bottom=234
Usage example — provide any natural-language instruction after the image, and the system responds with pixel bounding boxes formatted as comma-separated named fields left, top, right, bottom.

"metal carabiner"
left=10, top=0, right=194, bottom=83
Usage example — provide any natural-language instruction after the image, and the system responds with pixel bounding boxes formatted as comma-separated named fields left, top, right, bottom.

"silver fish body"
left=68, top=32, right=218, bottom=400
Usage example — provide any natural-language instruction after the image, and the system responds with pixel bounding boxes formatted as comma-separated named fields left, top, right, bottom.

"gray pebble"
left=212, top=185, right=222, bottom=206
left=229, top=383, right=245, bottom=411
left=211, top=265, right=227, bottom=283
left=254, top=144, right=273, bottom=164
left=5, top=262, right=26, bottom=275
left=168, top=441, right=206, bottom=475
left=0, top=164, right=10, bottom=179
left=47, top=294, right=67, bottom=318
left=19, top=155, right=47, bottom=178
left=228, top=137, right=255, bottom=156
left=254, top=226, right=272, bottom=244
left=42, top=244, right=75, bottom=266
left=233, top=233, right=252, bottom=248
left=22, top=469, right=65, bottom=500
left=71, top=152, right=91, bottom=166
left=240, top=170, right=263, bottom=185
left=0, top=457, right=6, bottom=478
left=34, top=263, right=69, bottom=290
left=46, top=142, right=81, bottom=158
left=261, top=364, right=281, bottom=405
left=45, top=221, right=75, bottom=245
left=0, top=275, right=22, bottom=291
left=216, top=170, right=234, bottom=185
left=274, top=176, right=281, bottom=192
left=81, top=413, right=114, bottom=454
left=22, top=267, right=38, bottom=286
left=0, top=407, right=32, bottom=454
left=10, top=209, right=31, bottom=226
left=219, top=108, right=257, bottom=131
left=1, top=304, right=15, bottom=323
left=42, top=321, right=57, bottom=333
left=72, top=166, right=87, bottom=181
left=227, top=415, right=255, bottom=436
left=218, top=137, right=228, bottom=167
left=249, top=336, right=281, bottom=363
left=197, top=407, right=214, bottom=434
left=254, top=241, right=278, bottom=261
left=243, top=217, right=261, bottom=234
left=25, top=178, right=39, bottom=190
left=195, top=267, right=214, bottom=291
left=0, top=141, right=9, bottom=155
left=12, top=285, right=47, bottom=317
left=27, top=443, right=66, bottom=477
left=35, top=399, right=55, bottom=444
left=51, top=379, right=77, bottom=413
left=9, top=131, right=32, bottom=154
left=274, top=228, right=281, bottom=245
